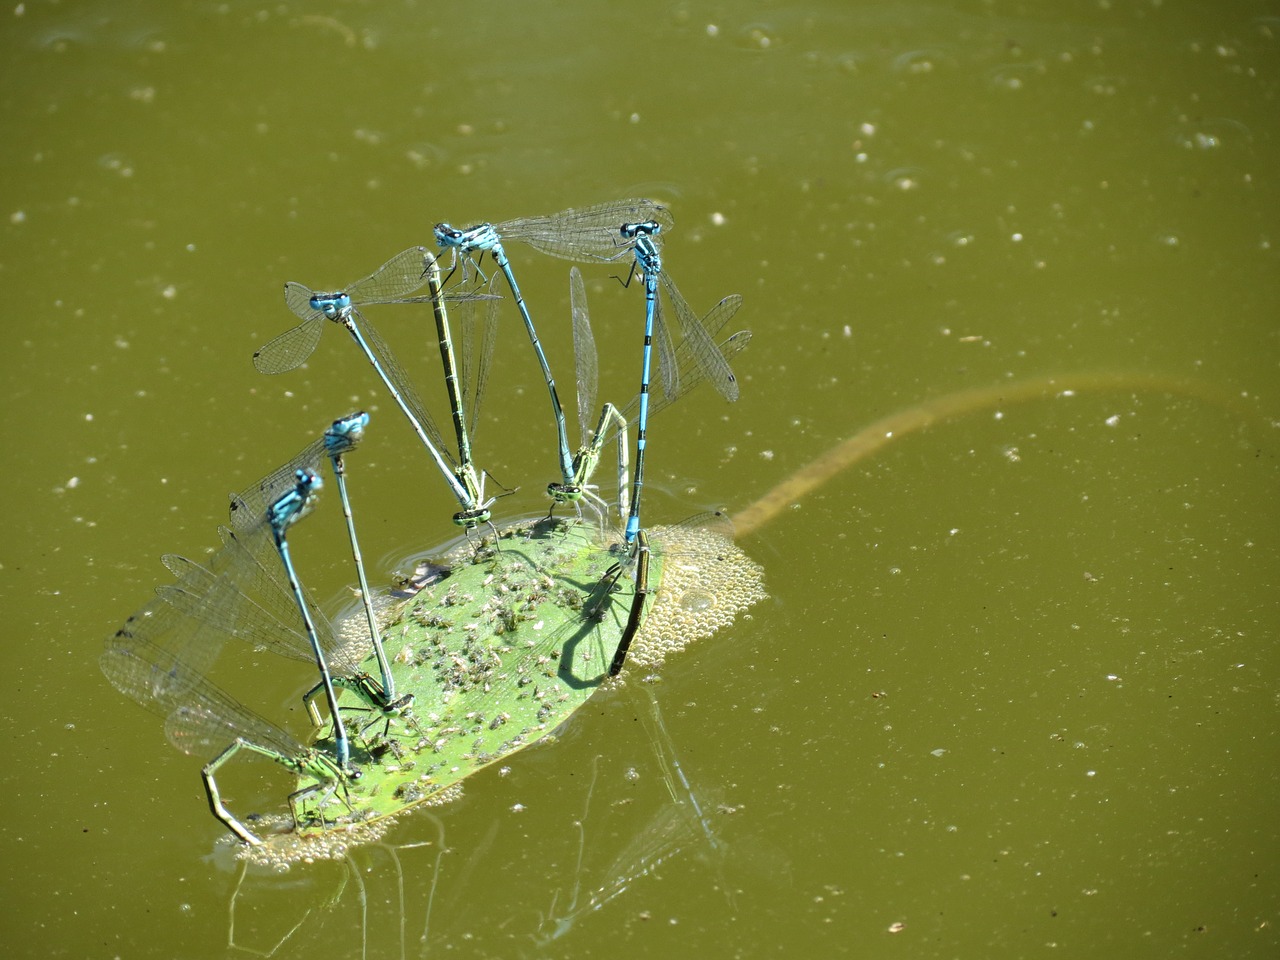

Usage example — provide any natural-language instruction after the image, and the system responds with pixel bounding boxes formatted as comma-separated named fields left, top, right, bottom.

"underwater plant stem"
left=734, top=370, right=1264, bottom=539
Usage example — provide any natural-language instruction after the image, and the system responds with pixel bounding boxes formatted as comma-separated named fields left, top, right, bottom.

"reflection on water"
left=219, top=684, right=731, bottom=959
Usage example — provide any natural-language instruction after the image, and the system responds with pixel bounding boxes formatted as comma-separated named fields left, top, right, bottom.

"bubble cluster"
left=235, top=815, right=394, bottom=868
left=626, top=518, right=767, bottom=668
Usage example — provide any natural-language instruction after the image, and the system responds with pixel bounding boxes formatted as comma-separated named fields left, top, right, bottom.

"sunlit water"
left=3, top=2, right=1277, bottom=958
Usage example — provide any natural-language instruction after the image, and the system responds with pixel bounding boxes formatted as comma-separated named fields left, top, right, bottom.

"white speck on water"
left=1105, top=414, right=1121, bottom=427
left=930, top=748, right=947, bottom=757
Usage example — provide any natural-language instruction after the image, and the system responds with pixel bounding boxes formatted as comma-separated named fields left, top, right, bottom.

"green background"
left=3, top=1, right=1276, bottom=957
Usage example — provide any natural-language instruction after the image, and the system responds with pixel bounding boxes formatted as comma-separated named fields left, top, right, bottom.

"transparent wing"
left=253, top=307, right=323, bottom=375
left=658, top=274, right=739, bottom=403
left=651, top=289, right=681, bottom=404
left=229, top=437, right=327, bottom=526
left=348, top=246, right=432, bottom=304
left=569, top=267, right=599, bottom=445
left=459, top=283, right=500, bottom=441
left=102, top=626, right=305, bottom=761
left=619, top=324, right=751, bottom=428
left=503, top=199, right=674, bottom=262
left=347, top=307, right=457, bottom=465
left=163, top=701, right=305, bottom=762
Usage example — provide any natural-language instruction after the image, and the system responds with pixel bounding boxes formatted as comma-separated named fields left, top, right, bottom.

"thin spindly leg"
left=202, top=738, right=345, bottom=844
left=287, top=772, right=354, bottom=833
left=202, top=740, right=268, bottom=845
left=572, top=402, right=631, bottom=532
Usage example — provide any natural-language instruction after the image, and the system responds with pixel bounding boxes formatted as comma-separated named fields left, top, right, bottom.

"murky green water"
left=4, top=1, right=1276, bottom=957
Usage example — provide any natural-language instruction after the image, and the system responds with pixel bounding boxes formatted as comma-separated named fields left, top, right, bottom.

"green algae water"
left=3, top=1, right=1277, bottom=958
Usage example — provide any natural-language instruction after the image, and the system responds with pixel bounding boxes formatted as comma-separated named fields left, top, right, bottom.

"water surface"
left=3, top=2, right=1276, bottom=958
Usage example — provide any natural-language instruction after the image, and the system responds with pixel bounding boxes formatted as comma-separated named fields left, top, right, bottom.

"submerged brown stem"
left=733, top=371, right=1264, bottom=539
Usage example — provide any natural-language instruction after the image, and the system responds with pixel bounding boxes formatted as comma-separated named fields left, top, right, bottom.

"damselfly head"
left=325, top=411, right=369, bottom=452
left=268, top=468, right=323, bottom=533
left=310, top=292, right=352, bottom=319
left=620, top=220, right=662, bottom=239
left=434, top=224, right=465, bottom=245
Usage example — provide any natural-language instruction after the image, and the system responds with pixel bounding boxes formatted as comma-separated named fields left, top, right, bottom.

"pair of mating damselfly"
left=102, top=413, right=407, bottom=844
left=255, top=249, right=501, bottom=530
left=433, top=200, right=745, bottom=544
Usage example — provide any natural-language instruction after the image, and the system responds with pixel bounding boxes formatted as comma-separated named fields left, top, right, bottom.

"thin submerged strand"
left=534, top=693, right=721, bottom=946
